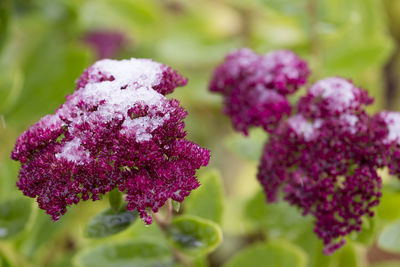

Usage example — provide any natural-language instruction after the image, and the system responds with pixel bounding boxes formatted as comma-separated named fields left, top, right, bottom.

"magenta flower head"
left=209, top=48, right=309, bottom=135
left=11, top=58, right=210, bottom=223
left=257, top=77, right=395, bottom=254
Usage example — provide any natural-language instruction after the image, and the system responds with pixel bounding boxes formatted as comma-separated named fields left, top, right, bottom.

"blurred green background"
left=1, top=0, right=400, bottom=266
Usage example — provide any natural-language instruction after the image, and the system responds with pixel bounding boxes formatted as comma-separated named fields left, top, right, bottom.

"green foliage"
left=184, top=170, right=224, bottom=223
left=84, top=205, right=138, bottom=238
left=335, top=243, right=362, bottom=267
left=172, top=200, right=181, bottom=213
left=166, top=215, right=222, bottom=256
left=378, top=219, right=400, bottom=253
left=0, top=198, right=32, bottom=239
left=353, top=216, right=376, bottom=246
left=245, top=190, right=311, bottom=239
left=224, top=128, right=266, bottom=162
left=293, top=225, right=333, bottom=267
left=108, top=188, right=123, bottom=212
left=0, top=0, right=399, bottom=266
left=377, top=190, right=400, bottom=222
left=223, top=240, right=307, bottom=267
left=74, top=239, right=173, bottom=267
left=0, top=0, right=11, bottom=53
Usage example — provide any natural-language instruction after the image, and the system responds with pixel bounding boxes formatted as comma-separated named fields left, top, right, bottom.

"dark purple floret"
left=209, top=48, right=309, bottom=134
left=11, top=58, right=210, bottom=223
left=152, top=65, right=188, bottom=95
left=257, top=77, right=396, bottom=254
left=225, top=87, right=291, bottom=135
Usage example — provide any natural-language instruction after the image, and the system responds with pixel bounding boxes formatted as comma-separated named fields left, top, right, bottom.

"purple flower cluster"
left=259, top=78, right=400, bottom=254
left=11, top=58, right=210, bottom=223
left=210, top=48, right=400, bottom=254
left=209, top=48, right=309, bottom=135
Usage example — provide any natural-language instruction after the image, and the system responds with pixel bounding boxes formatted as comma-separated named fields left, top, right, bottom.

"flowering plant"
left=210, top=48, right=400, bottom=254
left=11, top=58, right=210, bottom=224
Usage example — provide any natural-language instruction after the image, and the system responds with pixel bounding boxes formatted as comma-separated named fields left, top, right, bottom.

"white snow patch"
left=309, top=77, right=356, bottom=112
left=287, top=114, right=322, bottom=141
left=55, top=137, right=90, bottom=164
left=55, top=58, right=172, bottom=163
left=381, top=112, right=400, bottom=145
left=339, top=114, right=359, bottom=134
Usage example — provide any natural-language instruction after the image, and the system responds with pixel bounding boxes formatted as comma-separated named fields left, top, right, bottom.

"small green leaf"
left=378, top=219, right=400, bottom=253
left=294, top=225, right=333, bottom=267
left=223, top=240, right=307, bottom=267
left=353, top=215, right=376, bottom=245
left=166, top=215, right=222, bottom=256
left=185, top=170, right=224, bottom=223
left=84, top=205, right=138, bottom=238
left=108, top=188, right=122, bottom=212
left=0, top=198, right=32, bottom=239
left=336, top=242, right=361, bottom=267
left=224, top=128, right=266, bottom=162
left=245, top=191, right=311, bottom=239
left=378, top=191, right=400, bottom=222
left=74, top=239, right=173, bottom=267
left=172, top=200, right=181, bottom=213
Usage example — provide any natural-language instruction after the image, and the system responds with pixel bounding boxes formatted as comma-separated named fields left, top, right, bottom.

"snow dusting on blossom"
left=286, top=114, right=321, bottom=141
left=257, top=77, right=392, bottom=254
left=377, top=111, right=400, bottom=145
left=11, top=58, right=209, bottom=223
left=209, top=48, right=309, bottom=135
left=298, top=77, right=373, bottom=118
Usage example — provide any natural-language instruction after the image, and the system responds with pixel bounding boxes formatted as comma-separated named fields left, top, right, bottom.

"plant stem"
left=108, top=188, right=123, bottom=212
left=153, top=199, right=192, bottom=267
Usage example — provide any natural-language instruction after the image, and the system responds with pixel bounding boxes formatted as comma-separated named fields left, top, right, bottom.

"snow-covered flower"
left=11, top=58, right=210, bottom=223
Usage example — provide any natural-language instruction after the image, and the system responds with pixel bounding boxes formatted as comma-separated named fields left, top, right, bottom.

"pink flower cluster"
left=11, top=58, right=210, bottom=223
left=210, top=48, right=400, bottom=254
left=209, top=48, right=309, bottom=135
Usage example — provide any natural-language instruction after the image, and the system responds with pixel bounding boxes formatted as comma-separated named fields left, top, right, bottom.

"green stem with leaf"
left=153, top=199, right=192, bottom=267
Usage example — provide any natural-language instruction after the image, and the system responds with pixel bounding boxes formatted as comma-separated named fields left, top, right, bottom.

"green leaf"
left=378, top=191, right=400, bottom=222
left=223, top=240, right=307, bottom=267
left=0, top=198, right=32, bottom=239
left=172, top=200, right=181, bottom=213
left=108, top=188, right=123, bottom=212
left=336, top=242, right=361, bottom=267
left=185, top=170, right=224, bottom=223
left=323, top=39, right=392, bottom=75
left=353, top=215, right=376, bottom=245
left=0, top=0, right=11, bottom=53
left=84, top=205, right=138, bottom=238
left=0, top=248, right=14, bottom=267
left=224, top=128, right=266, bottom=162
left=166, top=215, right=222, bottom=256
left=293, top=225, right=333, bottom=267
left=377, top=219, right=400, bottom=253
left=74, top=239, right=173, bottom=267
left=245, top=191, right=311, bottom=239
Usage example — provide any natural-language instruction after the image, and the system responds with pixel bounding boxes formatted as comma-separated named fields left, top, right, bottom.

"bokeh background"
left=1, top=0, right=400, bottom=266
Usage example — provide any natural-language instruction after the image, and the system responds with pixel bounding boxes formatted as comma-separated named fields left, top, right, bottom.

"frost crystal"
left=11, top=58, right=210, bottom=223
